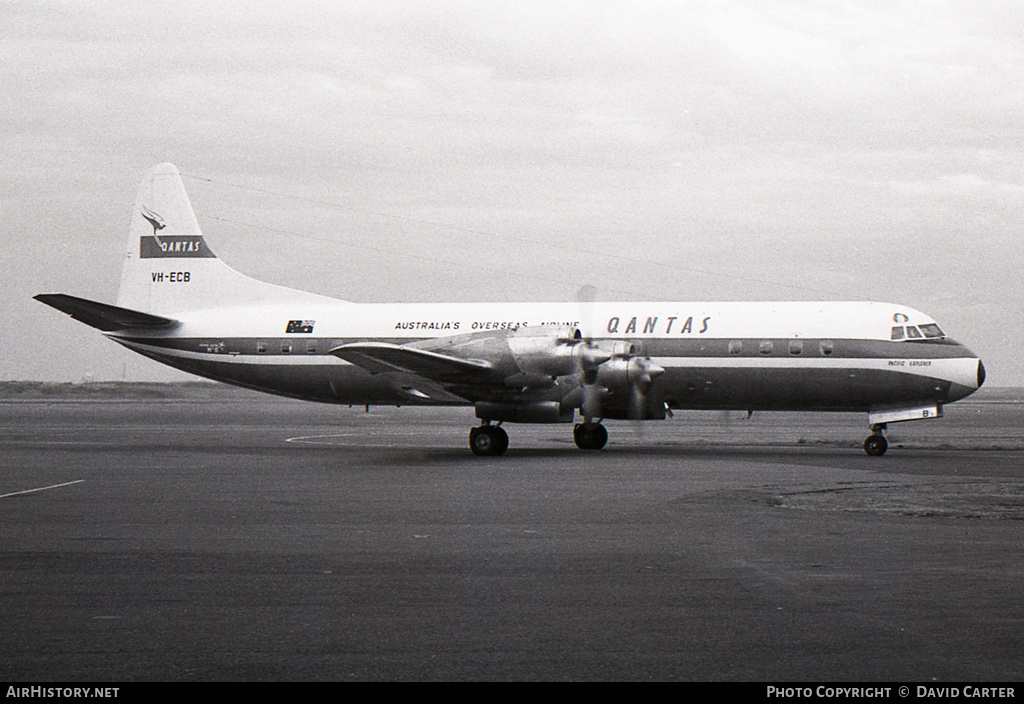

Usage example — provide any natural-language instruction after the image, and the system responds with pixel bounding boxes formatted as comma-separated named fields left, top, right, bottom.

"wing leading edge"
left=329, top=341, right=495, bottom=382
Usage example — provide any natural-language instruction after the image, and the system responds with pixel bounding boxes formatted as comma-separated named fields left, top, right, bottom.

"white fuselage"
left=109, top=299, right=984, bottom=417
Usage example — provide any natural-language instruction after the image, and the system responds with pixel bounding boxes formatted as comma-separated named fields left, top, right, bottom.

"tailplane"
left=34, top=293, right=179, bottom=332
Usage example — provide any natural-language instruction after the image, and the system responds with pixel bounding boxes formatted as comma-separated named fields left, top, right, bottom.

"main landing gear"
left=469, top=421, right=610, bottom=455
left=863, top=423, right=888, bottom=456
left=573, top=422, right=608, bottom=451
left=469, top=423, right=509, bottom=456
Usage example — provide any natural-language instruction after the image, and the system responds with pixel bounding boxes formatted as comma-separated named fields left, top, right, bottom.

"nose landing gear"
left=863, top=423, right=888, bottom=456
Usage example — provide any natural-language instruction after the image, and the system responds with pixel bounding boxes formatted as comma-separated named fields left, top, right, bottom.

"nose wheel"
left=863, top=424, right=888, bottom=456
left=469, top=424, right=509, bottom=456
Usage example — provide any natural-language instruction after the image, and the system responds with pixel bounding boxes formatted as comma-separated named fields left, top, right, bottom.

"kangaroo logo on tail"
left=140, top=206, right=166, bottom=237
left=137, top=201, right=214, bottom=259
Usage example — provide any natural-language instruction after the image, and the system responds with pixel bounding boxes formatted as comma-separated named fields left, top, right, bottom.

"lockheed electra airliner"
left=36, top=163, right=986, bottom=456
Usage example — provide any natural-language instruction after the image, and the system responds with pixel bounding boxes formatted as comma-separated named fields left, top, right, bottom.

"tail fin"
left=116, top=163, right=335, bottom=314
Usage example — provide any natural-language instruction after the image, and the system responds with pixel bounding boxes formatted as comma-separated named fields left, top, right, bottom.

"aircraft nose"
left=946, top=349, right=984, bottom=402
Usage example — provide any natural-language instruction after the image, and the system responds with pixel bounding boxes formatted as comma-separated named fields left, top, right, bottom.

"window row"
left=728, top=340, right=833, bottom=356
left=257, top=339, right=321, bottom=354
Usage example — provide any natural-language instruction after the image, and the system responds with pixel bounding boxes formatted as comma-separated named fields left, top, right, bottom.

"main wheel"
left=573, top=422, right=609, bottom=451
left=492, top=426, right=509, bottom=454
left=469, top=426, right=509, bottom=456
left=863, top=434, right=888, bottom=456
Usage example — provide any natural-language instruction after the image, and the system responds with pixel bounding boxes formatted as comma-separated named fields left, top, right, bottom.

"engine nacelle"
left=595, top=355, right=660, bottom=389
left=505, top=325, right=582, bottom=379
left=564, top=341, right=667, bottom=421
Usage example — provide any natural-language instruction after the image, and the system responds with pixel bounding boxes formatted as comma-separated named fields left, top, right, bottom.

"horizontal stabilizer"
left=34, top=293, right=179, bottom=332
left=330, top=342, right=493, bottom=381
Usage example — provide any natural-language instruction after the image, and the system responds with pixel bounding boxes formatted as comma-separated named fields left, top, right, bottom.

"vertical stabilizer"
left=116, top=163, right=336, bottom=314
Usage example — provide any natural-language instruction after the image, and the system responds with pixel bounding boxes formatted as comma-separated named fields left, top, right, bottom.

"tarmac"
left=0, top=388, right=1021, bottom=681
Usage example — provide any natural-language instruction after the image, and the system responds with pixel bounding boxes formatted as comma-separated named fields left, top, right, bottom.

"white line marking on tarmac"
left=285, top=433, right=461, bottom=449
left=0, top=480, right=85, bottom=499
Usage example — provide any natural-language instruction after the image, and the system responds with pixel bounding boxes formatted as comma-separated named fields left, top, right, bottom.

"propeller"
left=575, top=284, right=597, bottom=338
left=625, top=356, right=666, bottom=421
left=574, top=285, right=607, bottom=424
left=565, top=285, right=665, bottom=425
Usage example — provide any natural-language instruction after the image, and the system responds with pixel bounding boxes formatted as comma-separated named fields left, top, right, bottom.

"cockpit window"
left=893, top=323, right=945, bottom=341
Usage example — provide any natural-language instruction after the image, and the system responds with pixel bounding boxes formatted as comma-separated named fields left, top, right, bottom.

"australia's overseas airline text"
left=394, top=320, right=575, bottom=332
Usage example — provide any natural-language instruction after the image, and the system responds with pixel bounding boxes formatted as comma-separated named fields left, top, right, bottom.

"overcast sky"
left=4, top=0, right=1022, bottom=385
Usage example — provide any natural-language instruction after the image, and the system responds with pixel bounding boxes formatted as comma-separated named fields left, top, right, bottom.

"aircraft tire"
left=863, top=434, right=888, bottom=456
left=493, top=426, right=509, bottom=455
left=470, top=426, right=508, bottom=456
left=573, top=422, right=608, bottom=451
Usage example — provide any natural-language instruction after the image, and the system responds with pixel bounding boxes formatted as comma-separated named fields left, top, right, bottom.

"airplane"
left=36, top=163, right=986, bottom=457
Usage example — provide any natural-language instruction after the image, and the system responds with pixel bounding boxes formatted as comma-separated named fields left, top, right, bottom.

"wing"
left=329, top=341, right=497, bottom=383
left=331, top=328, right=581, bottom=404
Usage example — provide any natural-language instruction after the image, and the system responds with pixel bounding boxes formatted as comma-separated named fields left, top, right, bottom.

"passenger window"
left=306, top=340, right=319, bottom=354
left=257, top=340, right=268, bottom=354
left=759, top=340, right=774, bottom=356
left=728, top=340, right=743, bottom=356
left=906, top=326, right=923, bottom=339
left=281, top=340, right=292, bottom=354
left=891, top=326, right=905, bottom=341
left=820, top=340, right=833, bottom=356
left=789, top=340, right=803, bottom=355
